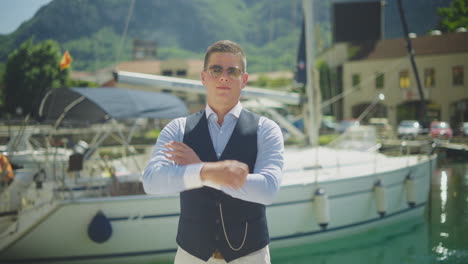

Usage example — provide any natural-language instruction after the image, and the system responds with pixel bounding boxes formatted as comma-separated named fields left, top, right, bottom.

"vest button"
left=215, top=219, right=220, bottom=224
left=215, top=235, right=220, bottom=241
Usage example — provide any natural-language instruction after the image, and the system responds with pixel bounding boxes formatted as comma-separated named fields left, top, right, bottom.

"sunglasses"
left=206, top=65, right=243, bottom=79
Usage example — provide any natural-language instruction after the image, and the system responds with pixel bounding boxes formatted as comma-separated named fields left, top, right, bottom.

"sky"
left=0, top=0, right=52, bottom=34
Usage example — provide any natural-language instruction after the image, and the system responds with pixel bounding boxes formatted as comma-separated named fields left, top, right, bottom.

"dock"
left=381, top=139, right=434, bottom=154
left=438, top=141, right=468, bottom=159
left=381, top=138, right=468, bottom=158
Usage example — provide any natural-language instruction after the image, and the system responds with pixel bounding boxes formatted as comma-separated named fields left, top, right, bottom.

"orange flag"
left=60, top=50, right=73, bottom=70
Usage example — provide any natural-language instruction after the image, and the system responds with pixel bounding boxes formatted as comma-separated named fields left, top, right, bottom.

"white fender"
left=374, top=180, right=386, bottom=217
left=405, top=174, right=416, bottom=208
left=314, top=188, right=330, bottom=229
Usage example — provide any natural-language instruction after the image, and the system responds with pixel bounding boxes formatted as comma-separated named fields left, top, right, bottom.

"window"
left=162, top=70, right=173, bottom=76
left=399, top=70, right=410, bottom=88
left=424, top=68, right=435, bottom=88
left=352, top=74, right=361, bottom=89
left=375, top=72, right=384, bottom=89
left=453, top=65, right=464, bottom=85
left=176, top=69, right=187, bottom=77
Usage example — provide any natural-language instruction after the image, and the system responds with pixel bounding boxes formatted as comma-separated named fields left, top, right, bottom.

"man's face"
left=201, top=52, right=248, bottom=109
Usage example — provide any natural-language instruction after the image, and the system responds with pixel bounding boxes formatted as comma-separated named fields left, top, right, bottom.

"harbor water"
left=272, top=158, right=468, bottom=264
left=152, top=158, right=468, bottom=264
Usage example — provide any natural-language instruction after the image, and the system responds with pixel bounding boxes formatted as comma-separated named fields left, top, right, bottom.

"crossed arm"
left=164, top=141, right=249, bottom=189
left=142, top=117, right=284, bottom=205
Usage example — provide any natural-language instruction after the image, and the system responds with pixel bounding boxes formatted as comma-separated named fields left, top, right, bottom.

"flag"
left=60, top=50, right=73, bottom=70
left=295, top=21, right=307, bottom=85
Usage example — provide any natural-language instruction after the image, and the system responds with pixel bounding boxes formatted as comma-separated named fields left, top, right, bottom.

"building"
left=132, top=39, right=157, bottom=60
left=319, top=30, right=468, bottom=128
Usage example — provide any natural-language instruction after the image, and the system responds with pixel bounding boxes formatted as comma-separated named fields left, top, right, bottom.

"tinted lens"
left=208, top=65, right=223, bottom=78
left=208, top=65, right=242, bottom=79
left=227, top=67, right=242, bottom=78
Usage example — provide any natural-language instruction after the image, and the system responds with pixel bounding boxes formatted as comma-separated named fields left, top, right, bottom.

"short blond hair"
left=203, top=40, right=246, bottom=72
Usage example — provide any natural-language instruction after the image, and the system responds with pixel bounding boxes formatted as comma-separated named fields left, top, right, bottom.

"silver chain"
left=218, top=203, right=248, bottom=251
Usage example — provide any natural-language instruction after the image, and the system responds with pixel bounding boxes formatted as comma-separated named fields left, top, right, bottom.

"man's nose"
left=219, top=71, right=230, bottom=81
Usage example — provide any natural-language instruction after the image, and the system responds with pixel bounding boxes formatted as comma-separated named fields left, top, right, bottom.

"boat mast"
left=396, top=0, right=426, bottom=124
left=302, top=0, right=321, bottom=146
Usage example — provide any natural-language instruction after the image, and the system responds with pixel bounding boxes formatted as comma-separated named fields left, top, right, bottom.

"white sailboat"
left=0, top=1, right=437, bottom=263
left=1, top=145, right=437, bottom=263
left=0, top=132, right=436, bottom=263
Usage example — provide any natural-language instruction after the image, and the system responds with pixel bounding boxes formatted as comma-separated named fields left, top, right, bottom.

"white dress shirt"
left=142, top=102, right=284, bottom=205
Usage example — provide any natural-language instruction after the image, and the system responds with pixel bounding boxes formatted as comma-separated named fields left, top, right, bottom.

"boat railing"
left=318, top=125, right=437, bottom=178
left=327, top=125, right=381, bottom=152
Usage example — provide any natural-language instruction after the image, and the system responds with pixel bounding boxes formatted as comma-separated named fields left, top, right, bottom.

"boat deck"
left=281, top=147, right=432, bottom=186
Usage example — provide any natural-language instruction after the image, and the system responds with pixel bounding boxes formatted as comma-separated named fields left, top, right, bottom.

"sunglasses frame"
left=206, top=65, right=243, bottom=79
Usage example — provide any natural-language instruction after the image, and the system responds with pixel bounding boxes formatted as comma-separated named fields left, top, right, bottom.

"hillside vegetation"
left=0, top=0, right=453, bottom=73
left=0, top=0, right=303, bottom=73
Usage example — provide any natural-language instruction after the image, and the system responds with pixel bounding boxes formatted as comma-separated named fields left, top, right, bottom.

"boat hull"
left=0, top=154, right=436, bottom=263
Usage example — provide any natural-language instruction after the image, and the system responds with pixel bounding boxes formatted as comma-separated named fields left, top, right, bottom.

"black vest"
left=177, top=109, right=269, bottom=262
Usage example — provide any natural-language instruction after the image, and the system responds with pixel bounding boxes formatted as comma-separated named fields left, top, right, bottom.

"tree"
left=3, top=38, right=68, bottom=117
left=438, top=0, right=468, bottom=32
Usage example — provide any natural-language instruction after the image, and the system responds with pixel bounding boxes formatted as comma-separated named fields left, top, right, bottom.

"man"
left=142, top=40, right=284, bottom=263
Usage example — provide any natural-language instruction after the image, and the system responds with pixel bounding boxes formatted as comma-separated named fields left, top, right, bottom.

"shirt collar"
left=205, top=102, right=243, bottom=120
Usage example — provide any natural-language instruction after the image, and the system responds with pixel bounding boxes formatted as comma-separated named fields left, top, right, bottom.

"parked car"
left=430, top=121, right=453, bottom=139
left=397, top=120, right=422, bottom=139
left=369, top=118, right=393, bottom=138
left=336, top=119, right=360, bottom=133
left=459, top=122, right=468, bottom=136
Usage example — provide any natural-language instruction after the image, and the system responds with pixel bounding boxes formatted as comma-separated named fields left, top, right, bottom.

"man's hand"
left=201, top=160, right=249, bottom=189
left=164, top=141, right=202, bottom=165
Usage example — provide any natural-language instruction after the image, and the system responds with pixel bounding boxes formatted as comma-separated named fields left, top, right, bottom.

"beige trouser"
left=174, top=245, right=270, bottom=264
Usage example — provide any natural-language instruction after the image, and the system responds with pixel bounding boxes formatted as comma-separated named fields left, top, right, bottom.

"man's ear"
left=201, top=71, right=206, bottom=86
left=241, top=72, right=249, bottom=89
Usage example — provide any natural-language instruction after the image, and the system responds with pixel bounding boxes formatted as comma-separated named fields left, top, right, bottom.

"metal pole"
left=303, top=0, right=320, bottom=146
left=381, top=1, right=386, bottom=40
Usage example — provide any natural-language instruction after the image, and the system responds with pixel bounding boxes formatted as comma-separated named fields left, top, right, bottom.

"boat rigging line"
left=115, top=0, right=136, bottom=66
left=396, top=0, right=426, bottom=125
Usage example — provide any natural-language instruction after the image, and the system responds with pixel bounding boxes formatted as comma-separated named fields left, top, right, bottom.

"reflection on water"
left=428, top=161, right=468, bottom=263
left=272, top=160, right=468, bottom=264
left=273, top=218, right=432, bottom=264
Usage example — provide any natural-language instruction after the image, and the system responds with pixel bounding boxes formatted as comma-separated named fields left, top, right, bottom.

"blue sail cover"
left=38, top=87, right=189, bottom=124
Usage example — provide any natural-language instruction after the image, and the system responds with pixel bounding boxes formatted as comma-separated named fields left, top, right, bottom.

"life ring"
left=0, top=154, right=14, bottom=185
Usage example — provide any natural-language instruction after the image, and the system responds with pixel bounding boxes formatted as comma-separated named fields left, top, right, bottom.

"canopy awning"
left=38, top=87, right=188, bottom=125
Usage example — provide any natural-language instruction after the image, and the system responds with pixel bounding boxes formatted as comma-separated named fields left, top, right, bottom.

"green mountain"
left=0, top=0, right=303, bottom=73
left=0, top=0, right=451, bottom=73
